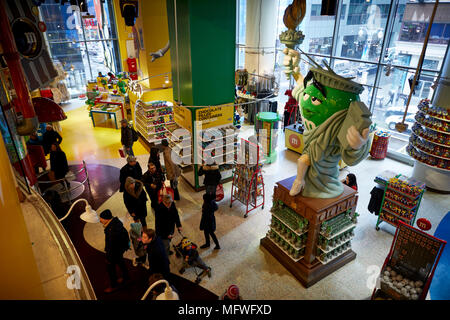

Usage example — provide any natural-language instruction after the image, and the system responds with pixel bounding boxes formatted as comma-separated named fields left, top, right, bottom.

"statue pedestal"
left=260, top=176, right=358, bottom=288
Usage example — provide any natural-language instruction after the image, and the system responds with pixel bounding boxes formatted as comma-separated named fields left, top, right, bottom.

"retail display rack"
left=134, top=100, right=176, bottom=144
left=170, top=104, right=238, bottom=191
left=374, top=171, right=425, bottom=231
left=371, top=221, right=446, bottom=300
left=260, top=176, right=359, bottom=287
left=230, top=138, right=265, bottom=218
left=407, top=99, right=450, bottom=172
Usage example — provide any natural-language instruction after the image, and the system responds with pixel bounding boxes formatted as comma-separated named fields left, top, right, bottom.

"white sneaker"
left=132, top=258, right=137, bottom=267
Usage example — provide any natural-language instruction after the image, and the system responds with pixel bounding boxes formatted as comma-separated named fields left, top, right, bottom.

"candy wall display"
left=134, top=100, right=174, bottom=143
left=408, top=99, right=450, bottom=172
left=380, top=266, right=424, bottom=300
left=374, top=172, right=425, bottom=231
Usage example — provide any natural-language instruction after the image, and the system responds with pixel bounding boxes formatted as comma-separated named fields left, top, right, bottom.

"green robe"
left=302, top=109, right=370, bottom=198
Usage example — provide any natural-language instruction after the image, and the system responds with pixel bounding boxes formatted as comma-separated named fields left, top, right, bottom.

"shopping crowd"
left=99, top=124, right=230, bottom=298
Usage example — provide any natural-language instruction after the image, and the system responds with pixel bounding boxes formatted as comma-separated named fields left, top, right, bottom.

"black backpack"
left=131, top=127, right=139, bottom=142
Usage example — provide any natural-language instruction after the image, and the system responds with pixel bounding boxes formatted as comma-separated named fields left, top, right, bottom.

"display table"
left=285, top=123, right=304, bottom=154
left=260, top=176, right=358, bottom=287
left=95, top=97, right=125, bottom=119
left=89, top=108, right=123, bottom=129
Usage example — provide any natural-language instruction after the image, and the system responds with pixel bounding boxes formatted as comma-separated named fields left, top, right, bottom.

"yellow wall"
left=113, top=0, right=172, bottom=89
left=0, top=137, right=45, bottom=299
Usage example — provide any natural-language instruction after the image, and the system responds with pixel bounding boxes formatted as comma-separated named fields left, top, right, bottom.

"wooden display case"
left=260, top=176, right=359, bottom=287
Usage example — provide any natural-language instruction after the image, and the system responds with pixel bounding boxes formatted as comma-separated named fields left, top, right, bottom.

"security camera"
left=120, top=0, right=139, bottom=27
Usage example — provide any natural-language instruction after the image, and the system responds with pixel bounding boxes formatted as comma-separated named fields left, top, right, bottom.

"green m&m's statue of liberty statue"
left=284, top=50, right=372, bottom=198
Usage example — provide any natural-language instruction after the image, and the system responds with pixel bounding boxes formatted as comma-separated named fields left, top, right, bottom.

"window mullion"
left=369, top=0, right=398, bottom=113
left=330, top=0, right=344, bottom=68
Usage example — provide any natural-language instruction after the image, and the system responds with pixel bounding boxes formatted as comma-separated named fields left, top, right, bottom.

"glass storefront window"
left=39, top=0, right=120, bottom=97
left=238, top=0, right=449, bottom=160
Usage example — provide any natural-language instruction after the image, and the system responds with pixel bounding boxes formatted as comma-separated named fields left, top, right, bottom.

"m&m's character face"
left=299, top=71, right=359, bottom=131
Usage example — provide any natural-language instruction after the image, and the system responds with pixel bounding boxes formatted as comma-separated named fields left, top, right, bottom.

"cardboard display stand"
left=372, top=221, right=446, bottom=300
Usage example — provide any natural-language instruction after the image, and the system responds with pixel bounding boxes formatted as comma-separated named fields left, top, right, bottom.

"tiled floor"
left=60, top=101, right=449, bottom=300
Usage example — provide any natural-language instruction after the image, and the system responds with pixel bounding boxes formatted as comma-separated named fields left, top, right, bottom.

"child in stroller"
left=129, top=222, right=149, bottom=269
left=174, top=237, right=211, bottom=284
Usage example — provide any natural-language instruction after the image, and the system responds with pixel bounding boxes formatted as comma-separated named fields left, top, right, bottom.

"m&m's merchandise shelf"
left=417, top=99, right=450, bottom=122
left=371, top=222, right=446, bottom=300
left=408, top=99, right=450, bottom=172
left=230, top=139, right=265, bottom=218
left=260, top=176, right=359, bottom=287
left=374, top=172, right=425, bottom=231
left=134, top=100, right=174, bottom=143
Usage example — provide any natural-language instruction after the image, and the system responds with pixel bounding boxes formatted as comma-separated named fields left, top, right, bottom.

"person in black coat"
left=148, top=147, right=162, bottom=172
left=155, top=195, right=182, bottom=256
left=43, top=124, right=62, bottom=155
left=121, top=119, right=134, bottom=156
left=99, top=209, right=130, bottom=293
left=49, top=143, right=69, bottom=189
left=142, top=162, right=165, bottom=209
left=200, top=193, right=220, bottom=249
left=124, top=177, right=148, bottom=227
left=198, top=164, right=221, bottom=198
left=142, top=228, right=170, bottom=280
left=119, top=155, right=142, bottom=192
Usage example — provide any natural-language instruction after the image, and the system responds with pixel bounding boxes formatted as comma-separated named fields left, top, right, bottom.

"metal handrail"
left=36, top=160, right=90, bottom=204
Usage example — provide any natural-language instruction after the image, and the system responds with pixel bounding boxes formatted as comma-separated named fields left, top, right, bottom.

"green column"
left=166, top=0, right=236, bottom=106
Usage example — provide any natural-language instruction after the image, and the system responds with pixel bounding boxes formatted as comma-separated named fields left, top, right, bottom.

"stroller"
left=173, top=233, right=212, bottom=284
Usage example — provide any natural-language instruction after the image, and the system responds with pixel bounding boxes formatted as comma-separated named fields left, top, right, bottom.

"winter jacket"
left=129, top=222, right=146, bottom=258
left=142, top=169, right=165, bottom=202
left=121, top=125, right=133, bottom=148
left=146, top=236, right=170, bottom=277
left=43, top=130, right=62, bottom=154
left=104, top=217, right=129, bottom=261
left=148, top=147, right=162, bottom=172
left=368, top=186, right=384, bottom=215
left=198, top=165, right=221, bottom=187
left=162, top=146, right=181, bottom=181
left=50, top=150, right=69, bottom=180
left=123, top=179, right=148, bottom=219
left=119, top=162, right=143, bottom=192
left=200, top=199, right=218, bottom=232
left=155, top=202, right=181, bottom=239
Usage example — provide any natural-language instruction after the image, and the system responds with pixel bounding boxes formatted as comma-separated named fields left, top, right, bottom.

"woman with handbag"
left=199, top=193, right=220, bottom=250
left=123, top=177, right=148, bottom=227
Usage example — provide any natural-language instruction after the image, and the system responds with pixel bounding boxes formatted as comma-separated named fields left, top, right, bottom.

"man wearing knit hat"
left=100, top=209, right=130, bottom=293
left=119, top=155, right=142, bottom=193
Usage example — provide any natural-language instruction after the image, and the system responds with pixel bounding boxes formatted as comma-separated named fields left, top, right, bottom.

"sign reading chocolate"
left=194, top=105, right=234, bottom=129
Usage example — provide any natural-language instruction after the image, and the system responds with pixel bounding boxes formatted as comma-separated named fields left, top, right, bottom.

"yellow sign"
left=285, top=127, right=304, bottom=154
left=174, top=106, right=193, bottom=132
left=194, top=104, right=234, bottom=129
